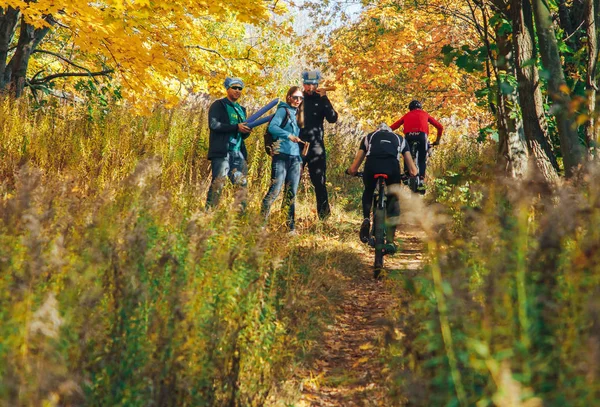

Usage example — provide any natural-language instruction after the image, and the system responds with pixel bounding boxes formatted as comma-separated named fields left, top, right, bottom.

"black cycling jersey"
left=358, top=130, right=407, bottom=221
left=359, top=129, right=409, bottom=162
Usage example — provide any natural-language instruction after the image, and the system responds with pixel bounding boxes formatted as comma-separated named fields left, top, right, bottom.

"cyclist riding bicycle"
left=347, top=123, right=418, bottom=247
left=390, top=100, right=443, bottom=182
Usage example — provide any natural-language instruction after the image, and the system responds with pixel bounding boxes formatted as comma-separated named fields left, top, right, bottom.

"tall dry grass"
left=0, top=97, right=346, bottom=406
left=9, top=95, right=598, bottom=407
left=386, top=135, right=600, bottom=406
left=0, top=93, right=380, bottom=406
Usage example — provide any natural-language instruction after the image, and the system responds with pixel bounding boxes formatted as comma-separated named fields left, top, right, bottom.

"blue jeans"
left=206, top=151, right=248, bottom=208
left=261, top=153, right=302, bottom=230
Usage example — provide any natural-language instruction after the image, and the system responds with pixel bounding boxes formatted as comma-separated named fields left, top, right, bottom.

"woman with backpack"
left=261, top=86, right=304, bottom=233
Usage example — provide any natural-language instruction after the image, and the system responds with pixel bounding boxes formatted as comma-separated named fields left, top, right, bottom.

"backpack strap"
left=395, top=133, right=404, bottom=161
left=269, top=107, right=291, bottom=127
left=365, top=129, right=382, bottom=156
left=281, top=107, right=291, bottom=129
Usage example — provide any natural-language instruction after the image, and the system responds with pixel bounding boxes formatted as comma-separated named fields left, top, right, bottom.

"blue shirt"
left=268, top=102, right=301, bottom=156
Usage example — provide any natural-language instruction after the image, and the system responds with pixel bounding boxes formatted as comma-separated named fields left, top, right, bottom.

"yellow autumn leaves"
left=2, top=0, right=292, bottom=111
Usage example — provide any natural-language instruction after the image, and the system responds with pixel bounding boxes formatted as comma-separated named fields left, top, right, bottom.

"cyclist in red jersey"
left=390, top=100, right=443, bottom=180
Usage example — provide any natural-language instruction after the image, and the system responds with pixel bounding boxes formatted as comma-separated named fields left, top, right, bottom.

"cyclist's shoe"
left=401, top=173, right=409, bottom=185
left=417, top=176, right=426, bottom=195
left=383, top=242, right=397, bottom=255
left=359, top=218, right=370, bottom=243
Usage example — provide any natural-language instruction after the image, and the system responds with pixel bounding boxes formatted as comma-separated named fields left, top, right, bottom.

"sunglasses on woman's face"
left=291, top=96, right=304, bottom=101
left=230, top=86, right=243, bottom=91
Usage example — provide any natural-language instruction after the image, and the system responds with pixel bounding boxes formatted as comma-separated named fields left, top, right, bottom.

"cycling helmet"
left=377, top=122, right=392, bottom=132
left=408, top=100, right=422, bottom=110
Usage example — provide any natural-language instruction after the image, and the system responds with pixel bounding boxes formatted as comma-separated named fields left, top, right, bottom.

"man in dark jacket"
left=300, top=69, right=338, bottom=220
left=206, top=77, right=252, bottom=208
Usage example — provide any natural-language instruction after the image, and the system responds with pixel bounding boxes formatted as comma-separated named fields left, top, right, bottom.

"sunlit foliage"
left=1, top=0, right=294, bottom=110
left=321, top=0, right=489, bottom=131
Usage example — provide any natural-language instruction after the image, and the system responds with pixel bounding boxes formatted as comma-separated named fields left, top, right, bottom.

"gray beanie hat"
left=302, top=70, right=322, bottom=84
left=224, top=77, right=244, bottom=89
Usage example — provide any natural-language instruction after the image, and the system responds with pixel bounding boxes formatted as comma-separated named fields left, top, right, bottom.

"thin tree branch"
left=32, top=49, right=96, bottom=74
left=232, top=55, right=264, bottom=67
left=31, top=69, right=45, bottom=80
left=29, top=69, right=113, bottom=85
left=564, top=20, right=586, bottom=42
left=185, top=45, right=230, bottom=67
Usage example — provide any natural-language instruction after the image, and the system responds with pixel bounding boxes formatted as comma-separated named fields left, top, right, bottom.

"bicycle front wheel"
left=408, top=177, right=419, bottom=192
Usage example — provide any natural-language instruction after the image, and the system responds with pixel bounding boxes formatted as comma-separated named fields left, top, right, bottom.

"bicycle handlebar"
left=345, top=169, right=363, bottom=178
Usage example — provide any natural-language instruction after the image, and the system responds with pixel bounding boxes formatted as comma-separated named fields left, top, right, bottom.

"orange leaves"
left=325, top=0, right=487, bottom=130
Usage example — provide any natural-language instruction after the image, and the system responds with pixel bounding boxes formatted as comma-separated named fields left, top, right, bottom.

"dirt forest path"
left=297, top=227, right=427, bottom=407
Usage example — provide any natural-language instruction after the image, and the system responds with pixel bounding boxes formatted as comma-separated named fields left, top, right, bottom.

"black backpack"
left=365, top=129, right=404, bottom=160
left=264, top=108, right=291, bottom=156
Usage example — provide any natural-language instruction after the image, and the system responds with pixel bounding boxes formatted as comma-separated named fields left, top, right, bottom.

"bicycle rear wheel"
left=409, top=144, right=420, bottom=193
left=373, top=214, right=385, bottom=278
left=373, top=179, right=386, bottom=278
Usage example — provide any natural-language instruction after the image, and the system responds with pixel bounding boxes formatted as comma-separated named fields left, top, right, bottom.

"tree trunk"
left=5, top=14, right=52, bottom=97
left=558, top=0, right=585, bottom=51
left=6, top=16, right=35, bottom=97
left=495, top=19, right=529, bottom=178
left=0, top=6, right=20, bottom=91
left=532, top=0, right=586, bottom=176
left=511, top=0, right=560, bottom=182
left=596, top=0, right=600, bottom=147
left=584, top=0, right=599, bottom=152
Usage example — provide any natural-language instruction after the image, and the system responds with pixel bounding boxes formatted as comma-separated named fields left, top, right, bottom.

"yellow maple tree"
left=0, top=0, right=294, bottom=110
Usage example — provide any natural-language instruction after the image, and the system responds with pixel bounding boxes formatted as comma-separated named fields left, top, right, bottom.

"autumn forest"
left=1, top=0, right=599, bottom=406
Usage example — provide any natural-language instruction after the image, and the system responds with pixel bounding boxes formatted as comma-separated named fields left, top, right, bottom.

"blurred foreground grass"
left=385, top=137, right=600, bottom=406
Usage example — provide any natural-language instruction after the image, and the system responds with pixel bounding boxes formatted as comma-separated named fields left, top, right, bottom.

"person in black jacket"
left=300, top=69, right=338, bottom=220
left=206, top=77, right=252, bottom=208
